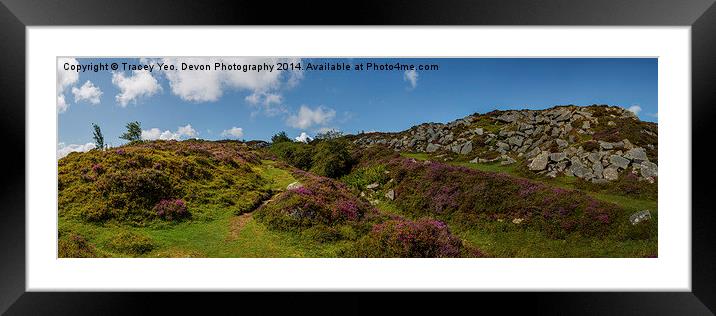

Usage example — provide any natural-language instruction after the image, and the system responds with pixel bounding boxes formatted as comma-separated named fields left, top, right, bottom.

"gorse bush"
left=310, top=139, right=353, bottom=178
left=58, top=232, right=100, bottom=258
left=346, top=217, right=462, bottom=258
left=341, top=164, right=390, bottom=191
left=270, top=141, right=314, bottom=170
left=107, top=230, right=155, bottom=256
left=270, top=139, right=354, bottom=178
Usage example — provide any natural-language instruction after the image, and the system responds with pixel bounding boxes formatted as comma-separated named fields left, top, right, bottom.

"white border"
left=27, top=27, right=690, bottom=291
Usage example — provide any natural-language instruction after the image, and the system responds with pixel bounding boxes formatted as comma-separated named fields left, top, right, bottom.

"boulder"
left=640, top=161, right=658, bottom=178
left=500, top=156, right=516, bottom=165
left=592, top=162, right=604, bottom=179
left=603, top=166, right=619, bottom=181
left=426, top=143, right=441, bottom=153
left=286, top=182, right=303, bottom=190
left=609, top=155, right=630, bottom=169
left=496, top=112, right=520, bottom=123
left=599, top=141, right=614, bottom=150
left=555, top=139, right=569, bottom=148
left=460, top=141, right=473, bottom=155
left=549, top=152, right=567, bottom=162
left=624, top=147, right=648, bottom=162
left=384, top=189, right=395, bottom=201
left=629, top=210, right=652, bottom=225
left=528, top=151, right=550, bottom=171
left=570, top=161, right=593, bottom=179
left=366, top=183, right=379, bottom=189
left=508, top=136, right=524, bottom=147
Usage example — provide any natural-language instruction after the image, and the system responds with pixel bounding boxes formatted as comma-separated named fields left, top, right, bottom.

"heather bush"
left=153, top=199, right=190, bottom=221
left=58, top=232, right=100, bottom=258
left=345, top=217, right=462, bottom=258
left=574, top=172, right=657, bottom=200
left=254, top=171, right=378, bottom=235
left=107, top=230, right=155, bottom=256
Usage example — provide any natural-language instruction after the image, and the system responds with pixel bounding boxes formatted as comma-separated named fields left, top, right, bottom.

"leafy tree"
left=271, top=131, right=293, bottom=144
left=91, top=123, right=105, bottom=150
left=120, top=121, right=142, bottom=143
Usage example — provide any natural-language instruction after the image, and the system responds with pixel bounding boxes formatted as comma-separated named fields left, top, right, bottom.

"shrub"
left=254, top=171, right=377, bottom=234
left=107, top=230, right=155, bottom=256
left=58, top=232, right=99, bottom=258
left=346, top=218, right=462, bottom=258
left=271, top=131, right=293, bottom=144
left=310, top=139, right=353, bottom=178
left=270, top=141, right=314, bottom=170
left=341, top=164, right=390, bottom=191
left=153, top=199, right=190, bottom=221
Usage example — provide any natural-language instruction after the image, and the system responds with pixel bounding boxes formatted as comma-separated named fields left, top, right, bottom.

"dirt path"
left=227, top=212, right=254, bottom=241
left=226, top=192, right=281, bottom=242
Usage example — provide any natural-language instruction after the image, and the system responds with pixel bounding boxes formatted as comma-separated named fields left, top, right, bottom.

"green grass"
left=373, top=200, right=656, bottom=258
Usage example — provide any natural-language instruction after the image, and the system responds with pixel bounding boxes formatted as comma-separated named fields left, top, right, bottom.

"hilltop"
left=351, top=105, right=657, bottom=184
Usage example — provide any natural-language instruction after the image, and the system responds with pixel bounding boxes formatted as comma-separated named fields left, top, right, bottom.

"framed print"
left=2, top=0, right=716, bottom=314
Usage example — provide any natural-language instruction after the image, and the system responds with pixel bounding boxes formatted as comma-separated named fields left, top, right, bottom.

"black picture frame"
left=1, top=0, right=715, bottom=314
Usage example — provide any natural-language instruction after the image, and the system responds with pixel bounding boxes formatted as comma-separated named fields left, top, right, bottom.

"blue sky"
left=57, top=57, right=657, bottom=155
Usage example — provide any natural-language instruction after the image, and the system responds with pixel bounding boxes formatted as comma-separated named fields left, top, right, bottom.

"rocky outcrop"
left=352, top=105, right=657, bottom=183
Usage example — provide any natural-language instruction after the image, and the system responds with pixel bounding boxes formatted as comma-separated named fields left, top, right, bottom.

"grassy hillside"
left=58, top=106, right=657, bottom=258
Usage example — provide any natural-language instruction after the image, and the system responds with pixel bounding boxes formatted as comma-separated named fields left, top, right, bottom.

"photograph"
left=56, top=57, right=658, bottom=258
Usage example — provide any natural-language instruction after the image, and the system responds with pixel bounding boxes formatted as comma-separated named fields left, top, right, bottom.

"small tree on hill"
left=271, top=131, right=292, bottom=144
left=120, top=121, right=142, bottom=143
left=91, top=123, right=105, bottom=150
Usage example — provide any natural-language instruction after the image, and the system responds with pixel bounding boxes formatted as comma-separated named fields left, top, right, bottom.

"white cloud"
left=57, top=94, right=68, bottom=113
left=146, top=57, right=303, bottom=103
left=71, top=80, right=103, bottom=104
left=403, top=69, right=418, bottom=89
left=286, top=105, right=336, bottom=129
left=141, top=124, right=198, bottom=141
left=57, top=58, right=79, bottom=90
left=295, top=132, right=312, bottom=143
left=245, top=91, right=286, bottom=117
left=57, top=58, right=79, bottom=113
left=57, top=142, right=95, bottom=159
left=626, top=105, right=642, bottom=115
left=112, top=70, right=162, bottom=106
left=647, top=112, right=658, bottom=118
left=221, top=127, right=244, bottom=139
